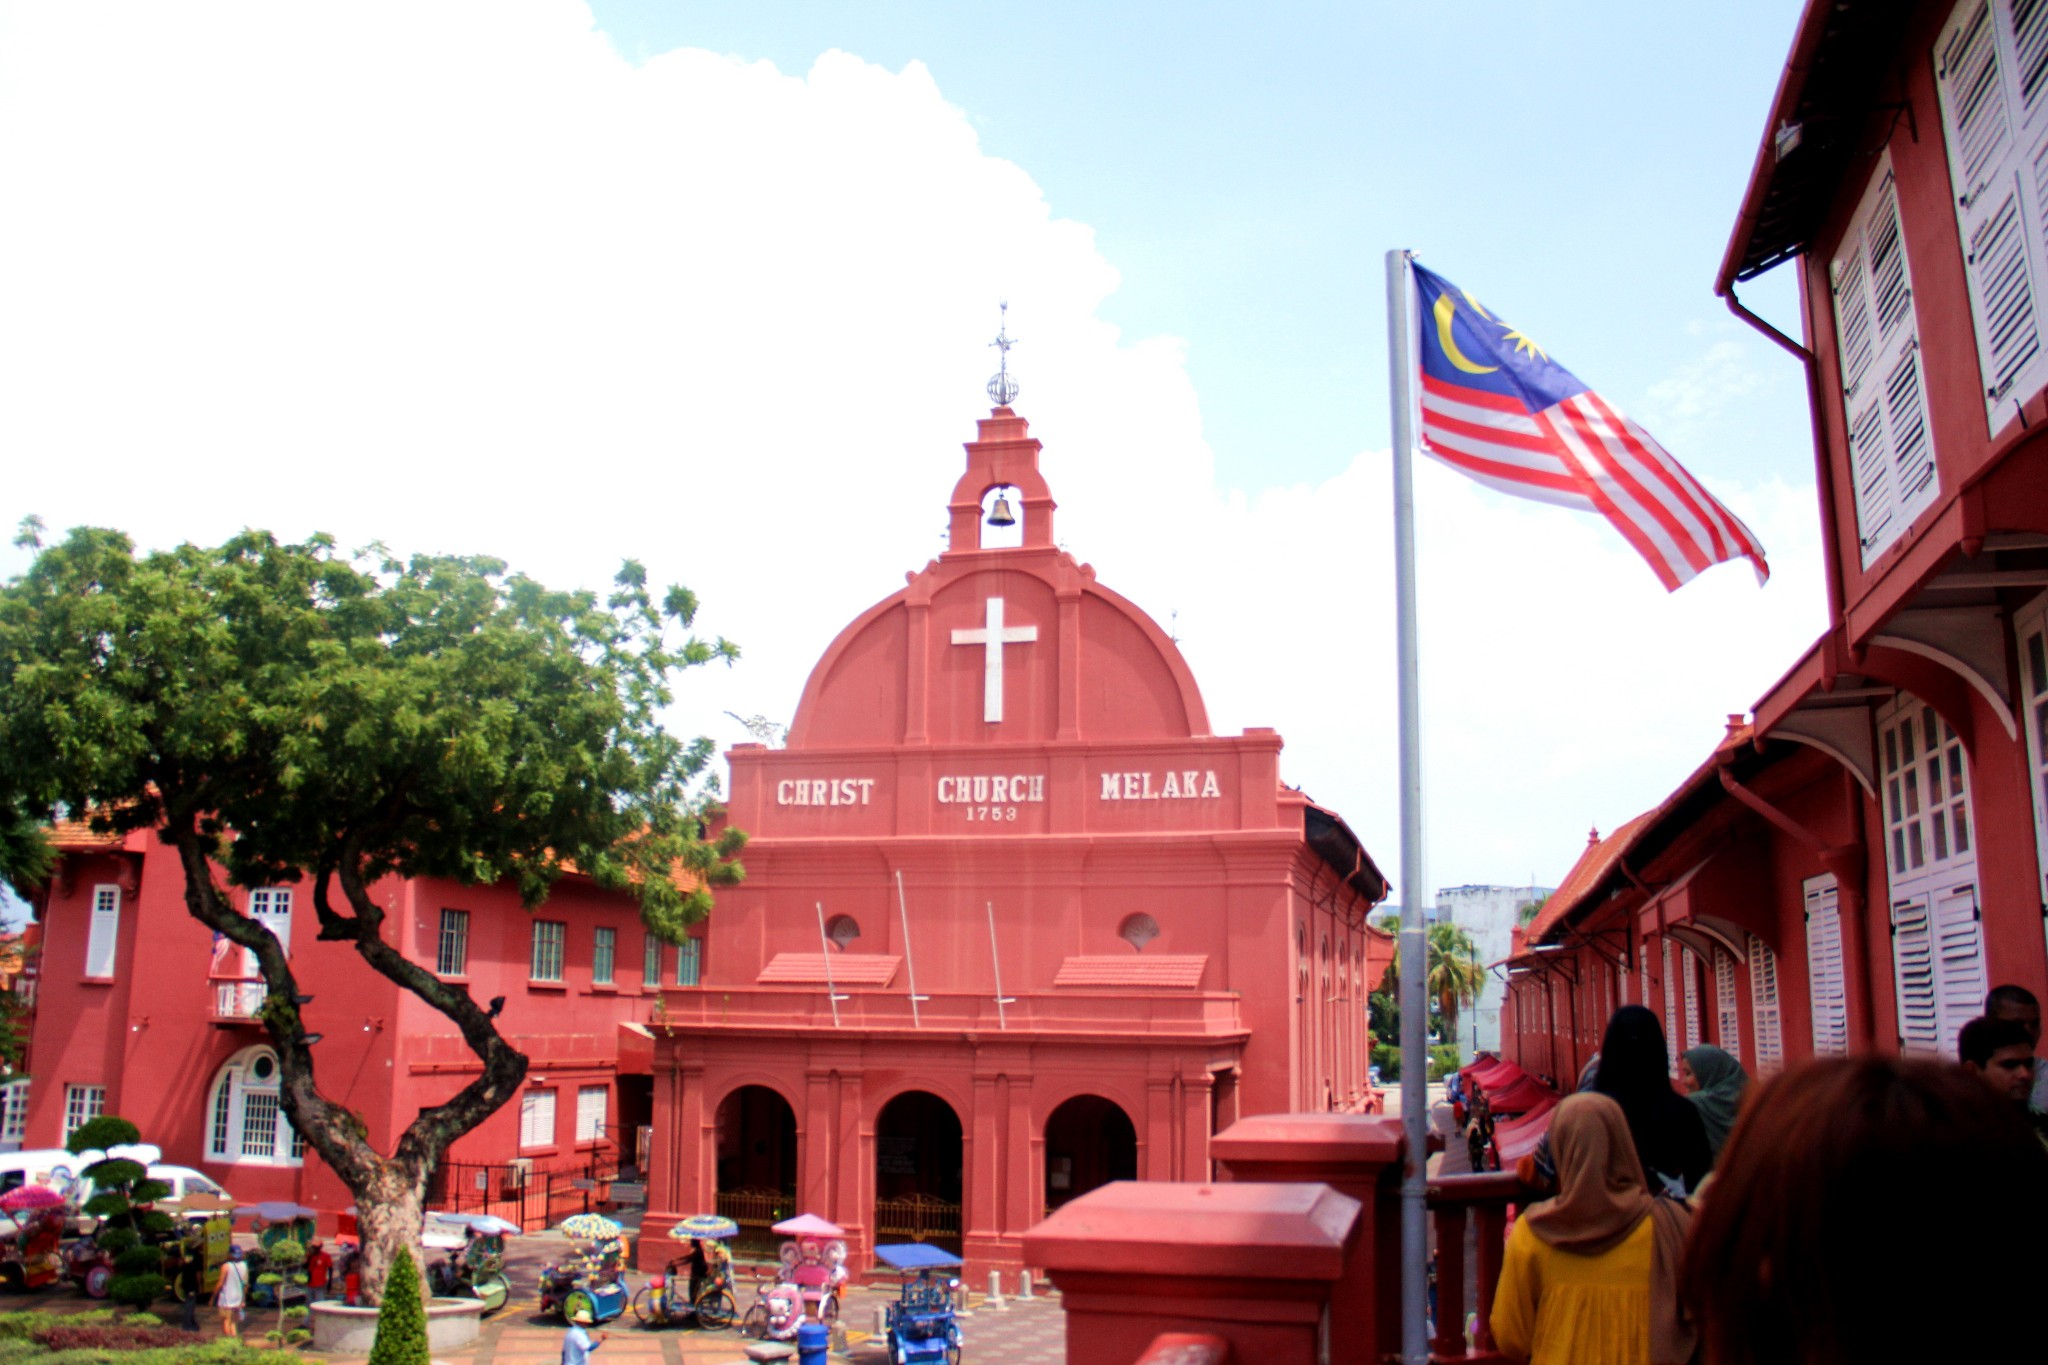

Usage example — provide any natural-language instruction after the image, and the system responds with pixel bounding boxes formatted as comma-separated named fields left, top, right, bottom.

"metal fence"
left=874, top=1193, right=961, bottom=1248
left=428, top=1152, right=634, bottom=1232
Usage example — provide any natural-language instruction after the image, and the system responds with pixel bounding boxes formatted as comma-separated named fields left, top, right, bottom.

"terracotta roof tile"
left=757, top=953, right=900, bottom=986
left=1053, top=955, right=1208, bottom=988
left=48, top=819, right=124, bottom=851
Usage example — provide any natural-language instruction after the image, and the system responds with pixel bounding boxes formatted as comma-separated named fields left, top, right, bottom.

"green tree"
left=0, top=526, right=745, bottom=1302
left=367, top=1246, right=429, bottom=1365
left=68, top=1115, right=174, bottom=1308
left=1382, top=921, right=1487, bottom=1050
left=1518, top=895, right=1549, bottom=927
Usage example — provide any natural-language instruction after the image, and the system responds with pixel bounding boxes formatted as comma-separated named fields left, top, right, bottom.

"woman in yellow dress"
left=1490, top=1093, right=1693, bottom=1365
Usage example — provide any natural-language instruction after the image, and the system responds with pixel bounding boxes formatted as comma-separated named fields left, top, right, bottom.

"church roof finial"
left=987, top=300, right=1019, bottom=407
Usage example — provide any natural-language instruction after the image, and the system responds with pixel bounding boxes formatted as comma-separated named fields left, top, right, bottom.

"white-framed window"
left=530, top=921, right=565, bottom=982
left=1881, top=697, right=1975, bottom=881
left=1713, top=948, right=1742, bottom=1063
left=1747, top=934, right=1785, bottom=1075
left=62, top=1085, right=104, bottom=1141
left=0, top=1081, right=29, bottom=1143
left=1935, top=0, right=2048, bottom=431
left=643, top=934, right=662, bottom=987
left=575, top=1086, right=607, bottom=1144
left=1830, top=153, right=1938, bottom=565
left=437, top=909, right=470, bottom=977
left=249, top=888, right=292, bottom=953
left=592, top=928, right=615, bottom=986
left=676, top=937, right=701, bottom=987
left=84, top=886, right=120, bottom=980
left=519, top=1089, right=556, bottom=1151
left=2018, top=595, right=2048, bottom=965
left=205, top=1048, right=301, bottom=1166
left=1805, top=875, right=1851, bottom=1056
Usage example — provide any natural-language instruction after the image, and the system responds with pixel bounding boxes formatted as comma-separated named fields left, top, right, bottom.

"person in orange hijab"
left=1490, top=1092, right=1694, bottom=1365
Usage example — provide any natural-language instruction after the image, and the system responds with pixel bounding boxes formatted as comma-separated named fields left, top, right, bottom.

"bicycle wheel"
left=695, top=1288, right=736, bottom=1330
left=631, top=1285, right=658, bottom=1326
left=740, top=1299, right=768, bottom=1338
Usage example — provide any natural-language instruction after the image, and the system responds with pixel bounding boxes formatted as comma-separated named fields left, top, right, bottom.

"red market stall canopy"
left=1482, top=1073, right=1554, bottom=1116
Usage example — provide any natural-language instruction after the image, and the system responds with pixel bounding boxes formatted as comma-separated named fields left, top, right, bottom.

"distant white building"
left=1436, top=883, right=1552, bottom=1054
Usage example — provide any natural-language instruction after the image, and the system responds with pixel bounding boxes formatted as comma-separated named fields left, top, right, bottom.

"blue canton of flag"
left=1410, top=262, right=1768, bottom=591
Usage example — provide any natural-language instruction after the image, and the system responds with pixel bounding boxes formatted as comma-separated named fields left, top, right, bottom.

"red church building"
left=19, top=817, right=692, bottom=1216
left=635, top=404, right=1390, bottom=1277
left=1503, top=0, right=2048, bottom=1084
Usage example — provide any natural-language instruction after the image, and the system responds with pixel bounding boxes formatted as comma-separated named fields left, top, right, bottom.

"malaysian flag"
left=1411, top=262, right=1768, bottom=591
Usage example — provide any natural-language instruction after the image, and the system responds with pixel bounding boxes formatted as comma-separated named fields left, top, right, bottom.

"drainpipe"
left=1716, top=764, right=1875, bottom=1051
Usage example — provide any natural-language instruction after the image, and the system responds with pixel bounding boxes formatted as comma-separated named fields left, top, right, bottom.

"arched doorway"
left=873, top=1091, right=963, bottom=1252
left=715, top=1085, right=797, bottom=1255
left=1042, top=1095, right=1136, bottom=1212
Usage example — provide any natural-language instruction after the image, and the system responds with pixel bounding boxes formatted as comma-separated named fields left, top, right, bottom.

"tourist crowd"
left=1486, top=988, right=2048, bottom=1365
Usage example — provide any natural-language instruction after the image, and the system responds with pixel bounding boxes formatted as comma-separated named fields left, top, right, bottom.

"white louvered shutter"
left=1681, top=946, right=1703, bottom=1051
left=1936, top=0, right=2048, bottom=431
left=1805, top=877, right=1850, bottom=1056
left=1662, top=938, right=1680, bottom=1071
left=85, top=886, right=121, bottom=979
left=1832, top=158, right=1938, bottom=566
left=1933, top=883, right=1989, bottom=1056
left=1714, top=949, right=1742, bottom=1062
left=1748, top=934, right=1785, bottom=1074
left=1892, top=895, right=1942, bottom=1053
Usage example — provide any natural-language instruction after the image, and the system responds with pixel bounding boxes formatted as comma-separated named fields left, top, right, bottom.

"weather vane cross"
left=988, top=301, right=1019, bottom=406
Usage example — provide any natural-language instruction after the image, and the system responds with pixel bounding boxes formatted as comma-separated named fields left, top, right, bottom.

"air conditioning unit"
left=503, top=1157, right=532, bottom=1192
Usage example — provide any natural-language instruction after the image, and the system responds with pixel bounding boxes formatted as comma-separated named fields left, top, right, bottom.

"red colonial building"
left=20, top=818, right=691, bottom=1215
left=635, top=404, right=1391, bottom=1277
left=1505, top=0, right=2048, bottom=1080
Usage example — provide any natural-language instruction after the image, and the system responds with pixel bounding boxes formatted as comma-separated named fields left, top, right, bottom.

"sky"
left=0, top=0, right=1823, bottom=919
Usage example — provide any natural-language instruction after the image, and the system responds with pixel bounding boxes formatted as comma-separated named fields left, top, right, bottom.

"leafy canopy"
left=0, top=526, right=743, bottom=939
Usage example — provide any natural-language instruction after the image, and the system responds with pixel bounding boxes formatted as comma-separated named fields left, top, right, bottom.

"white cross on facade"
left=950, top=596, right=1038, bottom=723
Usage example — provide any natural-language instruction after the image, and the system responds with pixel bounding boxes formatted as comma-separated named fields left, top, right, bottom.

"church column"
left=1179, top=1067, right=1215, bottom=1182
left=803, top=1066, right=834, bottom=1220
left=1144, top=1078, right=1177, bottom=1180
left=968, top=1071, right=999, bottom=1240
left=1003, top=1071, right=1033, bottom=1238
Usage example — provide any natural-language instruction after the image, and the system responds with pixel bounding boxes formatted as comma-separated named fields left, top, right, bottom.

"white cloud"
left=0, top=0, right=1828, bottom=896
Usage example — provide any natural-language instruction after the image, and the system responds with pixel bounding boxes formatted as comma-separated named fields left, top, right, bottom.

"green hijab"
left=1682, top=1044, right=1749, bottom=1158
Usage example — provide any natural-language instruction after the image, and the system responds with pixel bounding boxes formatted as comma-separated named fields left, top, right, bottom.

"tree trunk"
left=351, top=1163, right=429, bottom=1308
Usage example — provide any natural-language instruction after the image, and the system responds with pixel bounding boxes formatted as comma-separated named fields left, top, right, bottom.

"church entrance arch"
left=714, top=1085, right=797, bottom=1255
left=1042, top=1094, right=1137, bottom=1212
left=873, top=1091, right=963, bottom=1252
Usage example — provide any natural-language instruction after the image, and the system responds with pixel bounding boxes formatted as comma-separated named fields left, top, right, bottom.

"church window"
left=1118, top=914, right=1160, bottom=952
left=825, top=915, right=861, bottom=950
left=205, top=1047, right=300, bottom=1166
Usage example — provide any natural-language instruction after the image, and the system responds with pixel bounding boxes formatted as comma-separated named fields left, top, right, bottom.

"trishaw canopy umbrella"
left=0, top=1186, right=65, bottom=1212
left=235, top=1201, right=317, bottom=1221
left=770, top=1213, right=844, bottom=1237
left=162, top=1192, right=236, bottom=1215
left=559, top=1213, right=623, bottom=1240
left=673, top=1214, right=739, bottom=1239
left=435, top=1212, right=522, bottom=1236
left=874, top=1243, right=962, bottom=1270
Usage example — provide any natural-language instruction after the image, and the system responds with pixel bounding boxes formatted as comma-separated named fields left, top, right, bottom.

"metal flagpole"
left=895, top=870, right=927, bottom=1028
left=986, top=901, right=1014, bottom=1030
left=1385, top=247, right=1430, bottom=1365
left=815, top=902, right=845, bottom=1028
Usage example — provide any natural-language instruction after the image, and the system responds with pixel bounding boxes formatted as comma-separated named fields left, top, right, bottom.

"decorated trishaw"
left=158, top=1192, right=235, bottom=1307
left=1, top=1187, right=70, bottom=1292
left=237, top=1201, right=317, bottom=1309
left=876, top=1243, right=964, bottom=1365
left=424, top=1212, right=517, bottom=1314
left=741, top=1213, right=848, bottom=1340
left=538, top=1213, right=629, bottom=1324
left=632, top=1213, right=737, bottom=1329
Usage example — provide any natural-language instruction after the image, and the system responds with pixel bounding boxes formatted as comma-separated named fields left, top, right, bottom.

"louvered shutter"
left=84, top=886, right=120, bottom=980
left=1805, top=877, right=1851, bottom=1056
left=1714, top=949, right=1742, bottom=1062
left=1681, top=946, right=1703, bottom=1051
left=1662, top=938, right=1679, bottom=1071
left=1891, top=895, right=1942, bottom=1053
left=1932, top=883, right=1989, bottom=1056
left=1832, top=160, right=1938, bottom=565
left=1747, top=934, right=1785, bottom=1075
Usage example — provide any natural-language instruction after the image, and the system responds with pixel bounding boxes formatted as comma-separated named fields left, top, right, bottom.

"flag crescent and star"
left=1409, top=261, right=1769, bottom=592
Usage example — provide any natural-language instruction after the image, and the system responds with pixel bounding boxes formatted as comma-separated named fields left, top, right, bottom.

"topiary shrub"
left=366, top=1246, right=429, bottom=1365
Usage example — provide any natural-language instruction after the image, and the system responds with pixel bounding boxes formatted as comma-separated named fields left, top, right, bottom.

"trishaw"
left=425, top=1212, right=517, bottom=1314
left=876, top=1243, right=964, bottom=1365
left=159, top=1194, right=234, bottom=1308
left=238, top=1201, right=317, bottom=1309
left=633, top=1213, right=737, bottom=1329
left=0, top=1188, right=68, bottom=1292
left=538, top=1213, right=629, bottom=1324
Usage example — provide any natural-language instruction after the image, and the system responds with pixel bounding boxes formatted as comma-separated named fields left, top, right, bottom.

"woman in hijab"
left=1678, top=1044, right=1749, bottom=1159
left=1492, top=1093, right=1695, bottom=1365
left=1592, top=1006, right=1712, bottom=1194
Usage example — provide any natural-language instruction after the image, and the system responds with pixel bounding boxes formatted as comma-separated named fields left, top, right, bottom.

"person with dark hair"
left=1678, top=1045, right=1749, bottom=1159
left=1960, top=1014, right=2039, bottom=1113
left=1685, top=1057, right=2048, bottom=1365
left=1490, top=1093, right=1694, bottom=1365
left=1590, top=1006, right=1712, bottom=1193
left=1985, top=982, right=2048, bottom=1111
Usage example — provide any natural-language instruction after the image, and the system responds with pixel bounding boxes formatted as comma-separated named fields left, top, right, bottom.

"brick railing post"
left=1209, top=1113, right=1405, bottom=1365
left=1023, top=1182, right=1359, bottom=1365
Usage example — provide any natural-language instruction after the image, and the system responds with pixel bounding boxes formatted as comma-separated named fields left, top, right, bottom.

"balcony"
left=210, top=976, right=268, bottom=1024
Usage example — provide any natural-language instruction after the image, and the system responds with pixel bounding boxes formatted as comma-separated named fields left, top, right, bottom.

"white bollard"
left=1019, top=1269, right=1033, bottom=1300
left=986, top=1268, right=1007, bottom=1309
left=874, top=1306, right=886, bottom=1336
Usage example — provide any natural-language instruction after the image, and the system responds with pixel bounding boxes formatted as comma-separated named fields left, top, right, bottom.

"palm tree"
left=1380, top=921, right=1488, bottom=1045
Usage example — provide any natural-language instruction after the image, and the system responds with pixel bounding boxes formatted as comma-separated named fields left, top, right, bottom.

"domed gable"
left=787, top=408, right=1211, bottom=750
